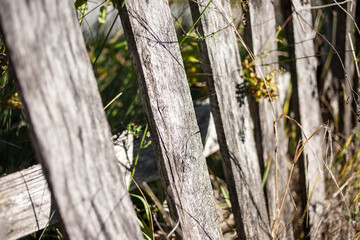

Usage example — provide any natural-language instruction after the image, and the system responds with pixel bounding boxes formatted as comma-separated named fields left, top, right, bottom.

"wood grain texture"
left=329, top=2, right=354, bottom=137
left=128, top=101, right=219, bottom=188
left=283, top=1, right=325, bottom=238
left=0, top=71, right=291, bottom=239
left=343, top=1, right=357, bottom=134
left=0, top=1, right=142, bottom=239
left=0, top=165, right=56, bottom=240
left=189, top=0, right=270, bottom=238
left=119, top=1, right=223, bottom=239
left=0, top=101, right=219, bottom=240
left=245, top=1, right=294, bottom=238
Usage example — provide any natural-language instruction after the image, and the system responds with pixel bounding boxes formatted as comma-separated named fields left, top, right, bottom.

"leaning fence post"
left=243, top=1, right=294, bottom=238
left=0, top=0, right=143, bottom=239
left=189, top=0, right=270, bottom=238
left=282, top=0, right=326, bottom=238
left=118, top=1, right=223, bottom=239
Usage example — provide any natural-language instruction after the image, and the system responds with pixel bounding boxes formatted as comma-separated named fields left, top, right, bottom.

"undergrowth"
left=0, top=0, right=359, bottom=239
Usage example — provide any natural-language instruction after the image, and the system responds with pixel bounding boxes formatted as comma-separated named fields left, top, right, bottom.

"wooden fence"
left=0, top=0, right=358, bottom=239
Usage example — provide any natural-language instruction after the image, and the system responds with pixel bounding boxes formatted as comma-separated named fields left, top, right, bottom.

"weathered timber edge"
left=0, top=0, right=143, bottom=239
left=189, top=0, right=271, bottom=238
left=244, top=0, right=294, bottom=238
left=282, top=1, right=326, bottom=238
left=0, top=101, right=218, bottom=240
left=119, top=1, right=223, bottom=238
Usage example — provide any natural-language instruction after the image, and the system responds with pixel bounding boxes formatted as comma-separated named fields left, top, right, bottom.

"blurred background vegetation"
left=0, top=0, right=359, bottom=239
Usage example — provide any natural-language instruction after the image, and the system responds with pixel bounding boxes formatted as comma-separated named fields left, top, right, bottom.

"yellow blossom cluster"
left=242, top=59, right=279, bottom=102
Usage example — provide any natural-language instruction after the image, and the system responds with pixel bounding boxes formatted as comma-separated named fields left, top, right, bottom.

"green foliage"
left=74, top=0, right=87, bottom=9
left=0, top=41, right=22, bottom=110
left=262, top=157, right=271, bottom=188
left=179, top=0, right=213, bottom=46
left=0, top=39, right=36, bottom=175
left=128, top=124, right=152, bottom=190
left=98, top=6, right=107, bottom=24
left=75, top=0, right=118, bottom=25
left=88, top=33, right=145, bottom=133
left=75, top=0, right=88, bottom=24
left=180, top=37, right=208, bottom=101
left=274, top=26, right=290, bottom=70
left=38, top=211, right=57, bottom=240
left=111, top=0, right=118, bottom=9
left=1, top=1, right=359, bottom=239
left=328, top=132, right=360, bottom=231
left=131, top=193, right=154, bottom=240
left=22, top=224, right=63, bottom=240
left=0, top=40, right=7, bottom=72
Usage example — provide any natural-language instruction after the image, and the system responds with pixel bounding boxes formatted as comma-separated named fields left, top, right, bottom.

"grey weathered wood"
left=329, top=1, right=356, bottom=137
left=0, top=165, right=56, bottom=240
left=0, top=101, right=220, bottom=240
left=283, top=1, right=325, bottom=238
left=337, top=6, right=351, bottom=137
left=189, top=0, right=270, bottom=238
left=244, top=1, right=294, bottom=238
left=344, top=0, right=358, bottom=133
left=0, top=70, right=291, bottom=240
left=354, top=0, right=360, bottom=128
left=119, top=1, right=223, bottom=239
left=127, top=101, right=219, bottom=187
left=0, top=1, right=143, bottom=239
left=0, top=223, right=4, bottom=240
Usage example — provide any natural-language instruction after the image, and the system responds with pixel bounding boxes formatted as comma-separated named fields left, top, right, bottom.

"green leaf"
left=130, top=193, right=150, bottom=223
left=220, top=186, right=232, bottom=208
left=75, top=0, right=87, bottom=9
left=98, top=6, right=107, bottom=24
left=142, top=232, right=152, bottom=240
left=75, top=0, right=88, bottom=24
left=262, top=157, right=271, bottom=188
left=143, top=140, right=152, bottom=149
left=337, top=134, right=354, bottom=161
left=110, top=0, right=117, bottom=8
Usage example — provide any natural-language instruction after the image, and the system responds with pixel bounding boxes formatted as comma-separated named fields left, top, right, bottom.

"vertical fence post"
left=355, top=1, right=360, bottom=129
left=118, top=1, right=223, bottom=239
left=0, top=0, right=143, bottom=239
left=282, top=0, right=326, bottom=238
left=329, top=1, right=357, bottom=137
left=244, top=1, right=294, bottom=238
left=344, top=0, right=358, bottom=132
left=189, top=1, right=270, bottom=239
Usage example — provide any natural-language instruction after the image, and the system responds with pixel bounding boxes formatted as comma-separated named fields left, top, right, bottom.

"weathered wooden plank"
left=344, top=0, right=358, bottom=133
left=0, top=1, right=143, bottom=239
left=128, top=101, right=219, bottom=187
left=337, top=5, right=351, bottom=137
left=355, top=1, right=360, bottom=128
left=189, top=0, right=270, bottom=239
left=0, top=70, right=291, bottom=239
left=0, top=165, right=56, bottom=240
left=0, top=224, right=4, bottom=240
left=244, top=1, right=294, bottom=238
left=119, top=1, right=223, bottom=239
left=282, top=0, right=325, bottom=238
left=329, top=1, right=357, bottom=137
left=0, top=101, right=220, bottom=240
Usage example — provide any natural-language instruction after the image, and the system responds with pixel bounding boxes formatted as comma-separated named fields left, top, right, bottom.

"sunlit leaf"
left=75, top=0, right=88, bottom=24
left=98, top=6, right=107, bottom=24
left=75, top=0, right=87, bottom=8
left=110, top=0, right=117, bottom=8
